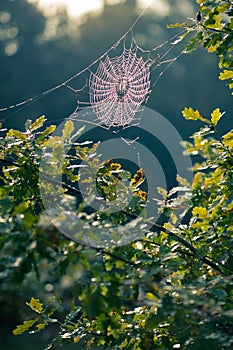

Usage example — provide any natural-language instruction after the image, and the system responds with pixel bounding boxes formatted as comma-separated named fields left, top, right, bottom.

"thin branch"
left=141, top=234, right=224, bottom=274
left=0, top=157, right=230, bottom=274
left=97, top=248, right=137, bottom=266
left=199, top=22, right=232, bottom=35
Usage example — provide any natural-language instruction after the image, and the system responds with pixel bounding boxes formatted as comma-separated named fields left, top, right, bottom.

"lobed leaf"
left=12, top=319, right=38, bottom=335
left=27, top=297, right=43, bottom=313
left=219, top=70, right=233, bottom=81
left=211, top=108, right=222, bottom=125
left=182, top=107, right=210, bottom=123
left=192, top=206, right=208, bottom=219
left=30, top=115, right=46, bottom=131
left=223, top=130, right=233, bottom=148
left=63, top=120, right=74, bottom=139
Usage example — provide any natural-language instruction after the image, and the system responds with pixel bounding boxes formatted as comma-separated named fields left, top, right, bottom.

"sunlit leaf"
left=27, top=297, right=43, bottom=313
left=219, top=70, right=233, bottom=81
left=223, top=130, right=233, bottom=148
left=167, top=22, right=187, bottom=28
left=157, top=187, right=167, bottom=199
left=182, top=107, right=210, bottom=123
left=7, top=129, right=26, bottom=140
left=30, top=115, right=46, bottom=131
left=211, top=108, right=222, bottom=125
left=12, top=319, right=38, bottom=335
left=192, top=206, right=208, bottom=219
left=63, top=120, right=74, bottom=139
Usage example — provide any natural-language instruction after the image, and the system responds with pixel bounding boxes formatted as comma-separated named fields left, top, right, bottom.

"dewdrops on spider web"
left=89, top=43, right=152, bottom=128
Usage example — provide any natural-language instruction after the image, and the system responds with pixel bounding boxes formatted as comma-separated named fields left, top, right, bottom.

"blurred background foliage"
left=0, top=0, right=232, bottom=349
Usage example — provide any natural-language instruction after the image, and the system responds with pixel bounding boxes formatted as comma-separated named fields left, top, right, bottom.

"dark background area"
left=0, top=0, right=232, bottom=349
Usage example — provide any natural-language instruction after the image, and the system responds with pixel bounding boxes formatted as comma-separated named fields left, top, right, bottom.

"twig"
left=97, top=248, right=137, bottom=266
left=0, top=157, right=230, bottom=274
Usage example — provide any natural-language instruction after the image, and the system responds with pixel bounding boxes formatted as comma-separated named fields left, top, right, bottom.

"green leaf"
left=185, top=33, right=203, bottom=52
left=182, top=107, right=210, bottom=123
left=211, top=108, right=222, bottom=126
left=27, top=297, right=43, bottom=313
left=12, top=319, right=38, bottom=335
left=63, top=120, right=74, bottom=139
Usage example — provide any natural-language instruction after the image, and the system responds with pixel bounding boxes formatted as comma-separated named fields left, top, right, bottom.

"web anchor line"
left=0, top=6, right=149, bottom=118
left=0, top=1, right=187, bottom=131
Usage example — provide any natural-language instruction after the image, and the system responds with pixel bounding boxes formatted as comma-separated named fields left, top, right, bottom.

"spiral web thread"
left=0, top=4, right=186, bottom=128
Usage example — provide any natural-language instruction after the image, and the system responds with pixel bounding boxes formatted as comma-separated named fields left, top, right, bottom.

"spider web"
left=89, top=40, right=151, bottom=127
left=0, top=6, right=192, bottom=245
left=0, top=5, right=186, bottom=131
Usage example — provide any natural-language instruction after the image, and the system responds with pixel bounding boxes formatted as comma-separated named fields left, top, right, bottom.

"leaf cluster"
left=169, top=0, right=233, bottom=93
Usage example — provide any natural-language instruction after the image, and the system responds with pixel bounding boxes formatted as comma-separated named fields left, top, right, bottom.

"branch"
left=140, top=223, right=224, bottom=274
left=97, top=248, right=137, bottom=266
left=200, top=22, right=232, bottom=35
left=0, top=157, right=229, bottom=274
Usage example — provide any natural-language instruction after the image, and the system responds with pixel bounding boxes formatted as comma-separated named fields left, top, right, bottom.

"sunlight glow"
left=30, top=0, right=104, bottom=18
left=29, top=0, right=165, bottom=18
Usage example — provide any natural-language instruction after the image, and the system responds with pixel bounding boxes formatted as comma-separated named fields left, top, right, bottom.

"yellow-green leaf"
left=30, top=115, right=46, bottom=131
left=167, top=22, right=187, bottom=28
left=35, top=323, right=47, bottom=331
left=207, top=14, right=222, bottom=30
left=63, top=120, right=74, bottom=139
left=7, top=129, right=26, bottom=140
left=176, top=174, right=190, bottom=187
left=211, top=108, right=222, bottom=126
left=163, top=222, right=174, bottom=231
left=192, top=206, right=208, bottom=219
left=73, top=337, right=80, bottom=343
left=207, top=44, right=218, bottom=53
left=12, top=319, right=38, bottom=335
left=37, top=125, right=56, bottom=142
left=27, top=297, right=43, bottom=313
left=146, top=292, right=157, bottom=300
left=182, top=107, right=210, bottom=123
left=219, top=70, right=233, bottom=81
left=157, top=187, right=167, bottom=199
left=223, top=130, right=233, bottom=149
left=171, top=212, right=178, bottom=224
left=44, top=136, right=64, bottom=148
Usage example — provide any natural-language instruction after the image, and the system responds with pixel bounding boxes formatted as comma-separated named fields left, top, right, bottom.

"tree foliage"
left=0, top=1, right=233, bottom=349
left=171, top=0, right=233, bottom=92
